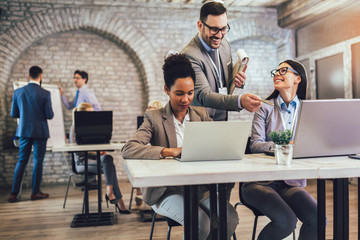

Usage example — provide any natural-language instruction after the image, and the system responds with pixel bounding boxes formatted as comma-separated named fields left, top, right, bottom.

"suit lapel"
left=162, top=103, right=178, bottom=148
left=194, top=35, right=220, bottom=89
left=189, top=106, right=201, bottom=121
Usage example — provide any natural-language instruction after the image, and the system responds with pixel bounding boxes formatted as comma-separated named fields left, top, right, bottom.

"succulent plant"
left=270, top=129, right=292, bottom=145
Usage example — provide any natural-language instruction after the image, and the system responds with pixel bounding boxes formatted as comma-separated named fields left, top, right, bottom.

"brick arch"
left=0, top=7, right=158, bottom=149
left=227, top=16, right=292, bottom=45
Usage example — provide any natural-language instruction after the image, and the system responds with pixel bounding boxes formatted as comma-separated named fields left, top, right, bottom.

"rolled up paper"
left=229, top=49, right=249, bottom=95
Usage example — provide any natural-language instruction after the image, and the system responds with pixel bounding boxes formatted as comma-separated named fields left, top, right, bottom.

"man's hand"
left=58, top=85, right=64, bottom=95
left=233, top=70, right=246, bottom=88
left=161, top=147, right=182, bottom=158
left=240, top=93, right=261, bottom=112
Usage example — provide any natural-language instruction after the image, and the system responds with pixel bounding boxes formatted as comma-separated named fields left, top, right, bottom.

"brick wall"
left=0, top=0, right=294, bottom=188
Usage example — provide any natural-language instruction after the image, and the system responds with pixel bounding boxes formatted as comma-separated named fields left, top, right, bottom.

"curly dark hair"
left=162, top=53, right=196, bottom=89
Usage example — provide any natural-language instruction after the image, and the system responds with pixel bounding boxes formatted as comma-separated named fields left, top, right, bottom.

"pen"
left=260, top=99, right=274, bottom=106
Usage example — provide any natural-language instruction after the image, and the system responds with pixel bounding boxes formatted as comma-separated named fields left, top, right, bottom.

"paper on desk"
left=229, top=49, right=249, bottom=95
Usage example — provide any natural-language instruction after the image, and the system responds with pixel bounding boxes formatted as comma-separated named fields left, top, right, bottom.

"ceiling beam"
left=277, top=0, right=359, bottom=28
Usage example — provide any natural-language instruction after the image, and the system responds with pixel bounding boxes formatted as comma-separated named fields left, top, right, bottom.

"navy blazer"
left=11, top=83, right=54, bottom=138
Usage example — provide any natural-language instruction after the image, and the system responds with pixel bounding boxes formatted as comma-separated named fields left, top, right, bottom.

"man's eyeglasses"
left=270, top=67, right=299, bottom=78
left=201, top=20, right=230, bottom=35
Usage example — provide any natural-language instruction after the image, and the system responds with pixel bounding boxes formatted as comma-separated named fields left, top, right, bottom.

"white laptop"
left=176, top=121, right=251, bottom=162
left=293, top=99, right=360, bottom=158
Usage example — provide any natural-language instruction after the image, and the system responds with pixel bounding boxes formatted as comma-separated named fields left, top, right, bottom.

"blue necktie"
left=74, top=90, right=79, bottom=107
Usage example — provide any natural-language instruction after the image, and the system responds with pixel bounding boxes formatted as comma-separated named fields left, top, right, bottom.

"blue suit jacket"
left=11, top=83, right=54, bottom=138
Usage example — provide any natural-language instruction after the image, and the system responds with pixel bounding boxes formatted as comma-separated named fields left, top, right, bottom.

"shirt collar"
left=173, top=112, right=190, bottom=125
left=277, top=95, right=299, bottom=112
left=29, top=80, right=40, bottom=85
left=198, top=33, right=214, bottom=53
left=78, top=84, right=87, bottom=92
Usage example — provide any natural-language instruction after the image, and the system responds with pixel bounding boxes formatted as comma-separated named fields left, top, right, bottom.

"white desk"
left=123, top=154, right=360, bottom=240
left=52, top=142, right=124, bottom=152
left=53, top=142, right=124, bottom=227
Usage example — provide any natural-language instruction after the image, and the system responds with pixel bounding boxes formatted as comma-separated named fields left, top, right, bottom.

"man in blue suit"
left=8, top=66, right=54, bottom=203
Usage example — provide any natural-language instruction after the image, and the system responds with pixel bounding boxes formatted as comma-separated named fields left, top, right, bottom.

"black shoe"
left=105, top=194, right=121, bottom=205
left=8, top=194, right=17, bottom=203
left=115, top=204, right=131, bottom=214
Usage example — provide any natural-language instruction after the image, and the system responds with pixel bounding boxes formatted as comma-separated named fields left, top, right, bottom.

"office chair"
left=63, top=153, right=98, bottom=210
left=149, top=210, right=238, bottom=240
left=149, top=211, right=181, bottom=240
left=128, top=187, right=135, bottom=210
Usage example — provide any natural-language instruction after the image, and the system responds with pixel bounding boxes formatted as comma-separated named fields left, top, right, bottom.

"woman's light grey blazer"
left=121, top=102, right=212, bottom=205
left=250, top=97, right=305, bottom=187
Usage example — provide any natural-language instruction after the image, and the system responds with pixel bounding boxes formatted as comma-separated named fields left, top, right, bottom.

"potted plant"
left=269, top=130, right=294, bottom=165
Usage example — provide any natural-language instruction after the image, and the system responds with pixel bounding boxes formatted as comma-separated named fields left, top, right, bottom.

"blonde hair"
left=72, top=102, right=93, bottom=125
left=147, top=100, right=164, bottom=111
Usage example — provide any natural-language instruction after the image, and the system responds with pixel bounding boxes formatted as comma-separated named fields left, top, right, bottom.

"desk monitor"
left=293, top=99, right=360, bottom=158
left=75, top=111, right=112, bottom=144
left=178, top=121, right=251, bottom=162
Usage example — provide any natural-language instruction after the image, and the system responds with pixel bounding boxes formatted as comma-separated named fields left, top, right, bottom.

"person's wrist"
left=238, top=95, right=243, bottom=110
left=160, top=148, right=167, bottom=158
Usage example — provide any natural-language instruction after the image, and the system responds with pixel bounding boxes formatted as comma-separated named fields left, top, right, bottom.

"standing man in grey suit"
left=59, top=70, right=101, bottom=111
left=8, top=66, right=54, bottom=203
left=181, top=1, right=261, bottom=121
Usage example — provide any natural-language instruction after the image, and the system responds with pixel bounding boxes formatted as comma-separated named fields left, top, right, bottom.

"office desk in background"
left=123, top=154, right=360, bottom=240
left=53, top=143, right=124, bottom=227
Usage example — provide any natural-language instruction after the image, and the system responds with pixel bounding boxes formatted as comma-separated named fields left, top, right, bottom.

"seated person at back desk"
left=70, top=102, right=130, bottom=214
left=242, top=60, right=317, bottom=240
left=122, top=54, right=238, bottom=240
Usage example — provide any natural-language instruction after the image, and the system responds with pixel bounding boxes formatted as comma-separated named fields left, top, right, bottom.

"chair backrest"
left=165, top=216, right=181, bottom=227
left=245, top=137, right=252, bottom=154
left=71, top=153, right=78, bottom=174
left=137, top=116, right=144, bottom=129
left=238, top=182, right=263, bottom=216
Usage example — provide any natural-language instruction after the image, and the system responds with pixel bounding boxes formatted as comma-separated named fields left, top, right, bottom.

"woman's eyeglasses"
left=270, top=67, right=299, bottom=77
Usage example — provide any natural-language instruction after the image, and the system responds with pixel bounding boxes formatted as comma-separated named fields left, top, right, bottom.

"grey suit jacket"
left=121, top=102, right=212, bottom=205
left=250, top=97, right=306, bottom=187
left=181, top=34, right=240, bottom=118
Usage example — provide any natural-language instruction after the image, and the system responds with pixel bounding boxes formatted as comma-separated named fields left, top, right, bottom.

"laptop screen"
left=75, top=111, right=113, bottom=144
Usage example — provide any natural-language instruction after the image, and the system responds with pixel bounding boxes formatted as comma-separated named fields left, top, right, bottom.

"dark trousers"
left=75, top=155, right=122, bottom=199
left=242, top=181, right=317, bottom=240
left=11, top=137, right=47, bottom=195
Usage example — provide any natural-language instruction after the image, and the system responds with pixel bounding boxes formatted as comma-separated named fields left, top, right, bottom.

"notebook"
left=176, top=121, right=251, bottom=162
